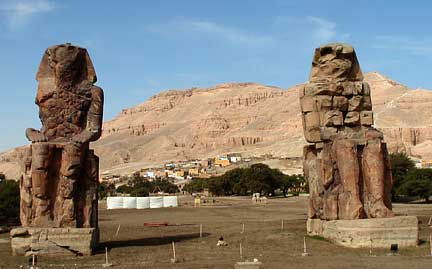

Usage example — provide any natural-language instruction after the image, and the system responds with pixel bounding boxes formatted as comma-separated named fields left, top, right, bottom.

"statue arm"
left=87, top=86, right=104, bottom=141
left=71, top=86, right=104, bottom=144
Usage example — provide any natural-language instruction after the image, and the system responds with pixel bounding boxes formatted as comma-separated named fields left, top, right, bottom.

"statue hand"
left=25, top=128, right=47, bottom=143
left=71, top=130, right=93, bottom=145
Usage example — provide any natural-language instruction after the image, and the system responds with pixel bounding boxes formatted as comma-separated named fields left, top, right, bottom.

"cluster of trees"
left=114, top=173, right=179, bottom=197
left=390, top=153, right=432, bottom=203
left=2, top=152, right=431, bottom=228
left=98, top=182, right=116, bottom=200
left=184, top=164, right=306, bottom=197
left=0, top=175, right=20, bottom=225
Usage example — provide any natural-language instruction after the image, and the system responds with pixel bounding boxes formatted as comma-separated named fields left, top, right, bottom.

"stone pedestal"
left=10, top=227, right=98, bottom=256
left=307, top=216, right=418, bottom=248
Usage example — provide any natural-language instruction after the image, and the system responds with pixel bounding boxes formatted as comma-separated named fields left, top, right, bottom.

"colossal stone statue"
left=300, top=43, right=394, bottom=221
left=11, top=43, right=103, bottom=256
left=11, top=43, right=103, bottom=255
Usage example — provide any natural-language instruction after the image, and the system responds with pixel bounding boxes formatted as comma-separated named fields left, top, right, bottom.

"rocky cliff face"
left=1, top=72, right=432, bottom=177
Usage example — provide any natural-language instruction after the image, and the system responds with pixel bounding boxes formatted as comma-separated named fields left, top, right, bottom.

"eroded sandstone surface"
left=1, top=72, right=432, bottom=177
left=20, top=43, right=103, bottom=229
left=301, top=43, right=393, bottom=220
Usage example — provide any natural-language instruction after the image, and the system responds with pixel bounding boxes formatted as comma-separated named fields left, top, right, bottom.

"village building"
left=214, top=156, right=230, bottom=167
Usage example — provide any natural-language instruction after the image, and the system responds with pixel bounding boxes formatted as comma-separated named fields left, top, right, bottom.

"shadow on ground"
left=97, top=232, right=210, bottom=252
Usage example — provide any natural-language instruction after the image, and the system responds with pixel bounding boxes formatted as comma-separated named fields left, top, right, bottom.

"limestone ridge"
left=1, top=72, right=432, bottom=177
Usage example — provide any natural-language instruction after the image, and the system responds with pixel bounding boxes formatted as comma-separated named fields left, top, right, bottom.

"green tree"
left=389, top=152, right=415, bottom=201
left=208, top=176, right=224, bottom=196
left=278, top=174, right=297, bottom=197
left=224, top=168, right=245, bottom=195
left=98, top=182, right=115, bottom=200
left=297, top=174, right=308, bottom=193
left=0, top=180, right=20, bottom=225
left=399, top=168, right=432, bottom=203
left=183, top=178, right=208, bottom=193
left=116, top=184, right=133, bottom=194
left=128, top=176, right=152, bottom=196
left=152, top=179, right=179, bottom=194
left=207, top=164, right=286, bottom=196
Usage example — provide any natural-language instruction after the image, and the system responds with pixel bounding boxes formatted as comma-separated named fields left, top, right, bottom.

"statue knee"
left=31, top=143, right=51, bottom=170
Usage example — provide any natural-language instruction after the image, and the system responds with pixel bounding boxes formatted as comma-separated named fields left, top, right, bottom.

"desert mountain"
left=1, top=72, right=432, bottom=178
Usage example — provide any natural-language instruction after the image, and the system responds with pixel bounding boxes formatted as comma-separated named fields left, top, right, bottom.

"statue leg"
left=20, top=146, right=33, bottom=226
left=31, top=143, right=51, bottom=198
left=333, top=138, right=364, bottom=219
left=83, top=150, right=99, bottom=228
left=30, top=143, right=52, bottom=226
left=57, top=144, right=83, bottom=227
left=362, top=140, right=394, bottom=218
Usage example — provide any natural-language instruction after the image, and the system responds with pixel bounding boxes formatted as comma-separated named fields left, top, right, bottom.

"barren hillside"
left=1, top=72, right=432, bottom=178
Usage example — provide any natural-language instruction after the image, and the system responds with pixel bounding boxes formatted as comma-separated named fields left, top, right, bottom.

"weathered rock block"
left=321, top=110, right=343, bottom=127
left=348, top=95, right=362, bottom=111
left=344, top=111, right=360, bottom=125
left=360, top=111, right=374, bottom=126
left=304, top=112, right=321, bottom=128
left=320, top=127, right=337, bottom=141
left=300, top=96, right=316, bottom=112
left=332, top=96, right=348, bottom=111
left=10, top=227, right=98, bottom=256
left=301, top=43, right=395, bottom=225
left=304, top=127, right=322, bottom=143
left=307, top=216, right=419, bottom=248
left=316, top=96, right=333, bottom=111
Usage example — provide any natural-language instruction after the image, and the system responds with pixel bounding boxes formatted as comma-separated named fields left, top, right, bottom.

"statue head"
left=309, top=43, right=363, bottom=83
left=36, top=43, right=96, bottom=89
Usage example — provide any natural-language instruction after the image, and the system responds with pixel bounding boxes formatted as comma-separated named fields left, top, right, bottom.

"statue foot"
left=348, top=202, right=365, bottom=219
left=370, top=202, right=394, bottom=218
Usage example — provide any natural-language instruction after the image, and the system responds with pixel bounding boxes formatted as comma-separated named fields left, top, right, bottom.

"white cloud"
left=146, top=19, right=274, bottom=46
left=274, top=15, right=349, bottom=44
left=373, top=35, right=432, bottom=58
left=305, top=16, right=336, bottom=42
left=0, top=0, right=55, bottom=28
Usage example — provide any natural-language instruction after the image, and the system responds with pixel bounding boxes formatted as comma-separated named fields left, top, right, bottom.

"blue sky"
left=0, top=0, right=431, bottom=151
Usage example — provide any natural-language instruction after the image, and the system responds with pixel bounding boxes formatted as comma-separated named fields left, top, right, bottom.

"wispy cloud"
left=274, top=16, right=349, bottom=44
left=0, top=0, right=55, bottom=28
left=146, top=19, right=274, bottom=46
left=373, top=35, right=432, bottom=58
left=305, top=16, right=336, bottom=42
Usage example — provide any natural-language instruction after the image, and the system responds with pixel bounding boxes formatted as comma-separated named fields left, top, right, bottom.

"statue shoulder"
left=90, top=85, right=103, bottom=95
left=90, top=85, right=104, bottom=101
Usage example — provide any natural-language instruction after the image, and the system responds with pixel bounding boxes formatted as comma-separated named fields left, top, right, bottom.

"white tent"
left=150, top=196, right=164, bottom=208
left=123, top=197, right=137, bottom=209
left=136, top=197, right=150, bottom=209
left=107, top=197, right=123, bottom=209
left=163, top=196, right=178, bottom=207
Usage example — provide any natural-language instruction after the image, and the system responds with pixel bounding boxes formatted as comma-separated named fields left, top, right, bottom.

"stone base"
left=10, top=227, right=98, bottom=256
left=307, top=216, right=418, bottom=248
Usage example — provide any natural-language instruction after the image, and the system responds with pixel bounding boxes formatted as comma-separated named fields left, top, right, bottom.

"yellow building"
left=421, top=160, right=432, bottom=168
left=176, top=170, right=185, bottom=177
left=214, top=157, right=230, bottom=167
left=188, top=168, right=200, bottom=176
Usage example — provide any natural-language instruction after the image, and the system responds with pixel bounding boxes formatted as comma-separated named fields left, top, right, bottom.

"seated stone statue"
left=20, top=43, right=103, bottom=228
left=300, top=43, right=394, bottom=220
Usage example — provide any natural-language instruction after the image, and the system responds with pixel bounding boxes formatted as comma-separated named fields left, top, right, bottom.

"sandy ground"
left=1, top=196, right=432, bottom=268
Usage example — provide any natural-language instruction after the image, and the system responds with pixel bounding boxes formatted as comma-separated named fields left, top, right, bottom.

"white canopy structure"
left=106, top=196, right=178, bottom=209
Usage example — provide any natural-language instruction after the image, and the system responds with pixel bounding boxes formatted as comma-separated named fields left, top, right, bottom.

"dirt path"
left=1, top=196, right=432, bottom=268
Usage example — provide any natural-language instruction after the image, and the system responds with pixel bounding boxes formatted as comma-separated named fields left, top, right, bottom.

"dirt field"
left=1, top=196, right=432, bottom=268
